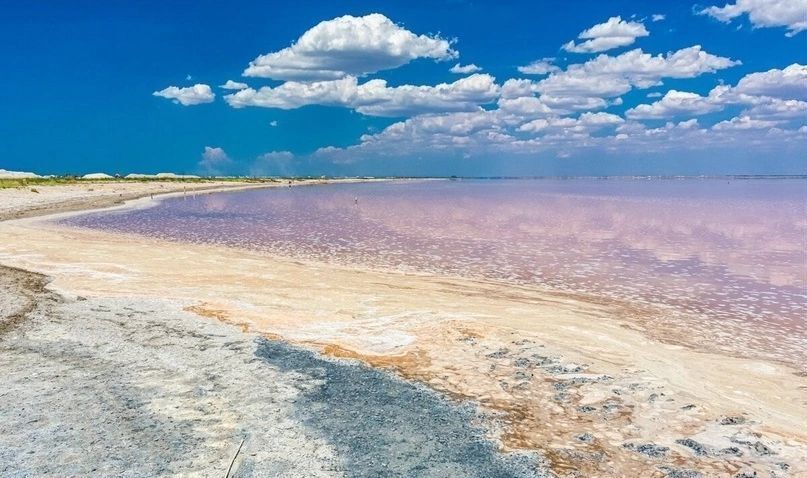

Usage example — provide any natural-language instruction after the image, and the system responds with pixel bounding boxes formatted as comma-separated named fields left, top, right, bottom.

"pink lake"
left=62, top=179, right=807, bottom=365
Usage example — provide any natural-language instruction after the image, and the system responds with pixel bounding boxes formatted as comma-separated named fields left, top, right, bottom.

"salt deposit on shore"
left=80, top=172, right=115, bottom=179
left=0, top=169, right=41, bottom=179
left=1, top=265, right=541, bottom=477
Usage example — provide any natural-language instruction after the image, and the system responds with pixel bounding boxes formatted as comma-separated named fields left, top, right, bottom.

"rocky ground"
left=0, top=265, right=548, bottom=477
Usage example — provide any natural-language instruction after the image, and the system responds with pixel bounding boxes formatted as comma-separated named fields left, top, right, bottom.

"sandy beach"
left=1, top=182, right=805, bottom=478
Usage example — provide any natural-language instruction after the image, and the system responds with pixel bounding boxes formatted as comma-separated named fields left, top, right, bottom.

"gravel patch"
left=256, top=340, right=548, bottom=478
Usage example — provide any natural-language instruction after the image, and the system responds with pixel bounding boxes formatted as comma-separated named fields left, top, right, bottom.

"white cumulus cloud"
left=733, top=63, right=807, bottom=99
left=517, top=112, right=624, bottom=134
left=225, top=74, right=500, bottom=117
left=220, top=80, right=248, bottom=90
left=313, top=101, right=807, bottom=163
left=743, top=98, right=807, bottom=119
left=626, top=64, right=807, bottom=120
left=153, top=84, right=215, bottom=106
left=226, top=77, right=359, bottom=109
left=354, top=74, right=500, bottom=117
left=450, top=63, right=482, bottom=74
left=540, top=95, right=610, bottom=112
left=198, top=146, right=232, bottom=174
left=243, top=13, right=457, bottom=81
left=712, top=115, right=780, bottom=130
left=517, top=58, right=560, bottom=75
left=500, top=79, right=540, bottom=99
left=182, top=12, right=806, bottom=165
left=497, top=96, right=554, bottom=118
left=537, top=46, right=739, bottom=100
left=626, top=90, right=723, bottom=119
left=562, top=16, right=649, bottom=53
left=698, top=0, right=807, bottom=37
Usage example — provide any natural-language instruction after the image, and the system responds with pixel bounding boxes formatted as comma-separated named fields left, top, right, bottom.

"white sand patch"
left=81, top=173, right=114, bottom=179
left=0, top=169, right=41, bottom=179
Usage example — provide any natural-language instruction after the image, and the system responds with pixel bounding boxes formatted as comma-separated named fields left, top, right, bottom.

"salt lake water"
left=63, top=179, right=807, bottom=365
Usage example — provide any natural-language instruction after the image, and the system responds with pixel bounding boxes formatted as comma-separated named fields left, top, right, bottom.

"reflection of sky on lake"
left=64, top=179, right=807, bottom=364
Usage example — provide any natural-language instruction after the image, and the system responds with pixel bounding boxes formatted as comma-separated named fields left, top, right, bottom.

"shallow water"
left=63, top=179, right=807, bottom=364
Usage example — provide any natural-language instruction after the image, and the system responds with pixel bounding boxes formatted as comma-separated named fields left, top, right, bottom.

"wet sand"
left=0, top=184, right=805, bottom=477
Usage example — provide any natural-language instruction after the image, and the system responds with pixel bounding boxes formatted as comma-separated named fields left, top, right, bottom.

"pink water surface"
left=63, top=179, right=807, bottom=364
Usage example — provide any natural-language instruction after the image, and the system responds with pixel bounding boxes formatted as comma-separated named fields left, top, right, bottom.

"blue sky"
left=1, top=0, right=805, bottom=176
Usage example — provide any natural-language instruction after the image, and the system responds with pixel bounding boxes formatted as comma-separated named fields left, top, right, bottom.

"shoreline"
left=1, top=182, right=805, bottom=477
left=49, top=202, right=806, bottom=372
left=0, top=177, right=394, bottom=222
